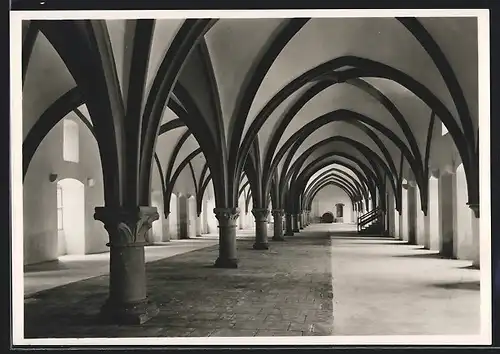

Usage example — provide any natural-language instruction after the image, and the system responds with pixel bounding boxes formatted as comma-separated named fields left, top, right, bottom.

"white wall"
left=23, top=115, right=108, bottom=265
left=309, top=185, right=353, bottom=223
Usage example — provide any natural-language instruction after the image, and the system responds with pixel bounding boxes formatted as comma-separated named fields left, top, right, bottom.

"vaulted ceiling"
left=21, top=15, right=479, bottom=214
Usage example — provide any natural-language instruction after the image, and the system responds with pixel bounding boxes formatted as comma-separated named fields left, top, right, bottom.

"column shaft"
left=214, top=208, right=239, bottom=268
left=94, top=206, right=160, bottom=325
left=272, top=209, right=285, bottom=241
left=293, top=214, right=300, bottom=232
left=285, top=213, right=294, bottom=236
left=195, top=214, right=202, bottom=237
left=252, top=208, right=270, bottom=250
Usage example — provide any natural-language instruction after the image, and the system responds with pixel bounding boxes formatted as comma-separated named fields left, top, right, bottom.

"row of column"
left=94, top=206, right=313, bottom=324
left=396, top=177, right=479, bottom=268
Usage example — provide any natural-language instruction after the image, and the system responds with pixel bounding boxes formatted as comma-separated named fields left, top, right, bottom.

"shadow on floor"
left=24, top=260, right=70, bottom=273
left=335, top=241, right=408, bottom=246
left=431, top=281, right=480, bottom=291
left=392, top=252, right=446, bottom=259
left=459, top=264, right=479, bottom=270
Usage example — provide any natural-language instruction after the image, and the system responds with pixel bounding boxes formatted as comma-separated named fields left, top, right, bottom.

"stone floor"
left=22, top=224, right=481, bottom=339
left=24, top=238, right=220, bottom=296
left=24, top=230, right=334, bottom=338
left=329, top=232, right=481, bottom=336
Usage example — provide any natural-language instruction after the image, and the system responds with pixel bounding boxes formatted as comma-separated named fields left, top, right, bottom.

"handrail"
left=359, top=207, right=378, bottom=220
left=358, top=207, right=381, bottom=223
left=357, top=208, right=383, bottom=231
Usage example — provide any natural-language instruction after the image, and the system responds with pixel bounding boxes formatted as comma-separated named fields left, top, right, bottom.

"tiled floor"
left=24, top=230, right=334, bottom=338
left=24, top=238, right=220, bottom=297
left=22, top=224, right=481, bottom=339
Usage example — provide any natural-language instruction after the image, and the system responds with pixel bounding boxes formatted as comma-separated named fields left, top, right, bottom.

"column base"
left=196, top=234, right=203, bottom=238
left=99, top=298, right=159, bottom=325
left=272, top=236, right=285, bottom=241
left=292, top=228, right=300, bottom=233
left=285, top=231, right=294, bottom=236
left=253, top=242, right=269, bottom=250
left=214, top=257, right=238, bottom=269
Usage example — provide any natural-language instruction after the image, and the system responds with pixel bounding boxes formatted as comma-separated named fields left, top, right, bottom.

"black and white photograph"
left=9, top=6, right=492, bottom=347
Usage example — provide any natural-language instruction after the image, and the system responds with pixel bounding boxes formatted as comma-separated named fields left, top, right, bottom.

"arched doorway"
left=56, top=178, right=85, bottom=256
left=335, top=203, right=344, bottom=223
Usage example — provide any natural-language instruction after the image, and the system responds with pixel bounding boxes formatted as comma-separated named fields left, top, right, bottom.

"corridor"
left=13, top=12, right=487, bottom=346
left=23, top=225, right=480, bottom=340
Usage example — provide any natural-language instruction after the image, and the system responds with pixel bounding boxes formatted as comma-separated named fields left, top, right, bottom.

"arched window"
left=63, top=118, right=79, bottom=163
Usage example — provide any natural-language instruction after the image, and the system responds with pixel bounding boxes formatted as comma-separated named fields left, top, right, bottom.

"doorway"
left=56, top=178, right=85, bottom=256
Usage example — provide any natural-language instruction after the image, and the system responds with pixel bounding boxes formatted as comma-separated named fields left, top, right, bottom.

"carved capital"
left=213, top=207, right=240, bottom=226
left=271, top=209, right=285, bottom=218
left=468, top=203, right=480, bottom=218
left=94, top=206, right=159, bottom=247
left=252, top=208, right=269, bottom=221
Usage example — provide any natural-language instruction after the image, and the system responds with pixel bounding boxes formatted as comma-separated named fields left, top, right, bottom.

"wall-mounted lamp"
left=87, top=178, right=96, bottom=187
left=49, top=173, right=58, bottom=183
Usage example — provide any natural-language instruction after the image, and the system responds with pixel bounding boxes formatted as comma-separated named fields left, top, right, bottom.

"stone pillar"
left=213, top=208, right=239, bottom=268
left=424, top=212, right=431, bottom=249
left=252, top=208, right=270, bottom=250
left=407, top=184, right=418, bottom=245
left=94, top=206, right=160, bottom=325
left=285, top=213, right=294, bottom=236
left=470, top=204, right=480, bottom=268
left=439, top=173, right=454, bottom=258
left=271, top=209, right=285, bottom=241
left=195, top=213, right=202, bottom=237
left=293, top=214, right=300, bottom=232
left=298, top=212, right=304, bottom=230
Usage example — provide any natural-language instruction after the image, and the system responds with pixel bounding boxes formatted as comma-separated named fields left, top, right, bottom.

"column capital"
left=252, top=208, right=269, bottom=221
left=94, top=206, right=159, bottom=248
left=213, top=207, right=240, bottom=225
left=271, top=209, right=285, bottom=217
left=468, top=203, right=480, bottom=218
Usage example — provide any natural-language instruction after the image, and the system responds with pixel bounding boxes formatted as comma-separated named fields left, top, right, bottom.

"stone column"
left=213, top=208, right=240, bottom=268
left=195, top=213, right=202, bottom=237
left=298, top=212, right=304, bottom=230
left=423, top=212, right=431, bottom=249
left=285, top=213, right=294, bottom=236
left=272, top=209, right=285, bottom=241
left=470, top=204, right=480, bottom=268
left=252, top=208, right=270, bottom=250
left=94, top=206, right=160, bottom=325
left=407, top=184, right=418, bottom=245
left=293, top=213, right=300, bottom=233
left=439, top=173, right=454, bottom=258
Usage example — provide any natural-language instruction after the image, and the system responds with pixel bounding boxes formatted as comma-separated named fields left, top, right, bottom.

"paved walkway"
left=24, top=230, right=334, bottom=338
